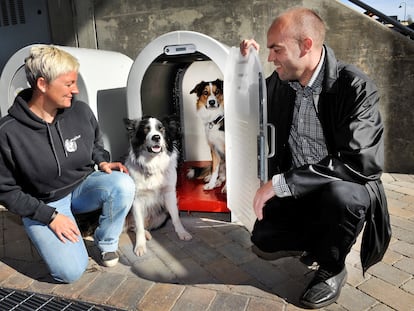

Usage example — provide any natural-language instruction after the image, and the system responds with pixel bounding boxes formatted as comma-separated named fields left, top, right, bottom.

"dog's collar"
left=208, top=115, right=224, bottom=130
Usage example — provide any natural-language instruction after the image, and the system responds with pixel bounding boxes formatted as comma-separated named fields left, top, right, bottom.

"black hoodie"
left=0, top=89, right=110, bottom=224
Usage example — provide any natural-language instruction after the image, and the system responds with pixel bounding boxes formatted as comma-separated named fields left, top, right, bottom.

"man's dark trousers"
left=251, top=181, right=370, bottom=271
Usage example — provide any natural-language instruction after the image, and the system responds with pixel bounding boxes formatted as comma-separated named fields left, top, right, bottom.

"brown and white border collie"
left=189, top=79, right=226, bottom=193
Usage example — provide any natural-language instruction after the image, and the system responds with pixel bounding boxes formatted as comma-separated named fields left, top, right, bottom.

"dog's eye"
left=214, top=90, right=222, bottom=96
left=202, top=90, right=209, bottom=96
left=157, top=125, right=165, bottom=132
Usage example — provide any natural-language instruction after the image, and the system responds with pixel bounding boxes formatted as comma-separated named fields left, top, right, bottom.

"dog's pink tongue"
left=152, top=146, right=161, bottom=153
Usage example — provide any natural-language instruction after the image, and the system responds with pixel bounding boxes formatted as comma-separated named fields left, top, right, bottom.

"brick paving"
left=1, top=173, right=414, bottom=310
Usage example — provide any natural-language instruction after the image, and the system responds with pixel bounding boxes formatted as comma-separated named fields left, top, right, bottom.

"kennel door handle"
left=266, top=123, right=276, bottom=158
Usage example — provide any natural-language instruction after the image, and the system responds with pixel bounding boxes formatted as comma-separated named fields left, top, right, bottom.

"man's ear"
left=36, top=77, right=47, bottom=93
left=301, top=37, right=313, bottom=55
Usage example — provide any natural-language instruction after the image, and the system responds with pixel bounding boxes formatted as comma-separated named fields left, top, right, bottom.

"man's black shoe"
left=300, top=266, right=347, bottom=309
left=299, top=251, right=318, bottom=267
left=251, top=245, right=302, bottom=261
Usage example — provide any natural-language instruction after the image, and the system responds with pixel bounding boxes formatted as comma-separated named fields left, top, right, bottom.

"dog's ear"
left=190, top=81, right=206, bottom=97
left=123, top=118, right=138, bottom=136
left=213, top=79, right=223, bottom=91
left=163, top=115, right=182, bottom=152
left=142, top=115, right=152, bottom=121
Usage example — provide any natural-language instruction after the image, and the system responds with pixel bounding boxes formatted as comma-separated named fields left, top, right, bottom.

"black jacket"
left=266, top=45, right=391, bottom=272
left=0, top=89, right=110, bottom=224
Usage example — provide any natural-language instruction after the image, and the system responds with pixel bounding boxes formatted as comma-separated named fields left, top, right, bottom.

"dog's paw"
left=177, top=230, right=193, bottom=241
left=134, top=243, right=147, bottom=256
left=203, top=182, right=216, bottom=190
left=204, top=179, right=222, bottom=190
left=204, top=179, right=223, bottom=190
left=203, top=174, right=212, bottom=182
left=134, top=233, right=148, bottom=256
left=186, top=168, right=195, bottom=179
left=145, top=230, right=152, bottom=241
left=215, top=179, right=223, bottom=188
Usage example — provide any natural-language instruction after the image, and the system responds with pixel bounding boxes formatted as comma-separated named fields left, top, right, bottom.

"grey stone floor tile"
left=1, top=174, right=414, bottom=310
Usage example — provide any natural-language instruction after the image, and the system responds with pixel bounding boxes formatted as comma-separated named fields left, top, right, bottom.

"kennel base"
left=177, top=161, right=229, bottom=213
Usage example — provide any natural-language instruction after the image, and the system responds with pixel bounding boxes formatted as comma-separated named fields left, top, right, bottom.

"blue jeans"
left=22, top=171, right=135, bottom=283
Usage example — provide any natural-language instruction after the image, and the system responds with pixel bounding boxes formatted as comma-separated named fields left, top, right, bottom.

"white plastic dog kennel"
left=126, top=31, right=270, bottom=231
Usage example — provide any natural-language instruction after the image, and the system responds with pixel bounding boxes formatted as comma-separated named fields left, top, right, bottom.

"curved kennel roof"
left=126, top=30, right=229, bottom=119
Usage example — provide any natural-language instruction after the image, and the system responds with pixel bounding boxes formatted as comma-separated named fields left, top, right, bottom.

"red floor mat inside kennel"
left=177, top=161, right=229, bottom=213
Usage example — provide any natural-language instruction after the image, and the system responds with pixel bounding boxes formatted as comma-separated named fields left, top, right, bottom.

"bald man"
left=241, top=7, right=389, bottom=309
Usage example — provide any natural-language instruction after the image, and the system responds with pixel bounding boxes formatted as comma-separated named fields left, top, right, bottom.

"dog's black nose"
left=152, top=135, right=160, bottom=142
left=208, top=100, right=216, bottom=106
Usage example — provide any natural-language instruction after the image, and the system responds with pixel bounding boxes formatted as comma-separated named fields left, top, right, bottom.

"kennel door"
left=224, top=47, right=267, bottom=232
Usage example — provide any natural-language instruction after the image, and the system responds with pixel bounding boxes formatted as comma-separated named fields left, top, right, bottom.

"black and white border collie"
left=124, top=116, right=192, bottom=256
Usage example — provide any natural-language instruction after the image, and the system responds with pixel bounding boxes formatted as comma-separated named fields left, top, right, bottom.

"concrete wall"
left=48, top=0, right=414, bottom=173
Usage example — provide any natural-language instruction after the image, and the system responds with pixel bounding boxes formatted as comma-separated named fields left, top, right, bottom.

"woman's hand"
left=240, top=39, right=260, bottom=57
left=99, top=161, right=129, bottom=174
left=49, top=213, right=81, bottom=243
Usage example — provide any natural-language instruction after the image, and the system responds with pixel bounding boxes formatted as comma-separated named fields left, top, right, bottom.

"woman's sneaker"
left=101, top=251, right=119, bottom=267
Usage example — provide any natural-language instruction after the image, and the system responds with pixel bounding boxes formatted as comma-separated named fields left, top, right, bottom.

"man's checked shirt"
left=272, top=47, right=329, bottom=197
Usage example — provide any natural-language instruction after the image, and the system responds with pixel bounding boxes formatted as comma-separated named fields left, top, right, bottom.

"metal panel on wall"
left=0, top=0, right=51, bottom=74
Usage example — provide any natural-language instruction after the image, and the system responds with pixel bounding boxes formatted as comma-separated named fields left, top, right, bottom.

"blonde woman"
left=0, top=45, right=135, bottom=283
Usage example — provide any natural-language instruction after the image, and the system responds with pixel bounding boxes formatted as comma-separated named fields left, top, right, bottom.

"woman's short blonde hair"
left=24, top=45, right=80, bottom=88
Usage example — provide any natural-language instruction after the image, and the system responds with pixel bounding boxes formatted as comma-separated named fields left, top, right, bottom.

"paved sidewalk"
left=1, top=173, right=414, bottom=310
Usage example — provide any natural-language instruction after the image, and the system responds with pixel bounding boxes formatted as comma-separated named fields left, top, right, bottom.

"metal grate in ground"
left=0, top=288, right=125, bottom=311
